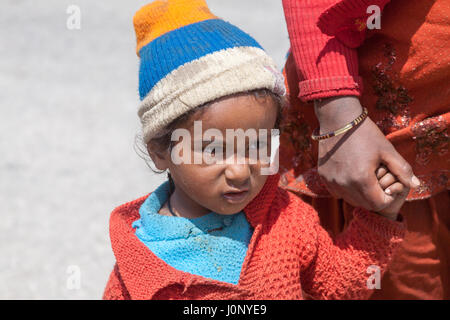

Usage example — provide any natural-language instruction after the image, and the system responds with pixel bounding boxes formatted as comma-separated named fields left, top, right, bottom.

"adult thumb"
left=381, top=149, right=420, bottom=189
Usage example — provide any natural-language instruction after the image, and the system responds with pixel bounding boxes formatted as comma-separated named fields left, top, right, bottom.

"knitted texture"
left=134, top=0, right=286, bottom=143
left=279, top=0, right=450, bottom=300
left=132, top=180, right=253, bottom=284
left=317, top=0, right=391, bottom=48
left=103, top=173, right=406, bottom=300
left=282, top=0, right=363, bottom=101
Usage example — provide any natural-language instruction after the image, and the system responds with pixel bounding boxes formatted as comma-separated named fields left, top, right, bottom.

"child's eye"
left=249, top=138, right=264, bottom=149
left=252, top=139, right=268, bottom=150
left=202, top=146, right=214, bottom=154
left=249, top=141, right=259, bottom=150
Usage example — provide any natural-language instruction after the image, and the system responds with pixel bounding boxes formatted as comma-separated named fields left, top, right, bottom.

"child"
left=103, top=0, right=407, bottom=300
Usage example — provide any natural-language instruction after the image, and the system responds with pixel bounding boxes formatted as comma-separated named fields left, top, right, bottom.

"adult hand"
left=314, top=96, right=420, bottom=212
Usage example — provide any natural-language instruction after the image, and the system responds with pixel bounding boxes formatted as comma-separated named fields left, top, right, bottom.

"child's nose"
left=224, top=163, right=251, bottom=188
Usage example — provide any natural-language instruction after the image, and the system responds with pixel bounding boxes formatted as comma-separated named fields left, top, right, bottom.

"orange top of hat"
left=133, top=0, right=218, bottom=55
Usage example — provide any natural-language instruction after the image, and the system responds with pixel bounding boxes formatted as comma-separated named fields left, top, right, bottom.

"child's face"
left=149, top=93, right=279, bottom=216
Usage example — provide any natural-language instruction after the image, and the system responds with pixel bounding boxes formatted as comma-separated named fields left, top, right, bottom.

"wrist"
left=373, top=211, right=399, bottom=222
left=314, top=96, right=363, bottom=132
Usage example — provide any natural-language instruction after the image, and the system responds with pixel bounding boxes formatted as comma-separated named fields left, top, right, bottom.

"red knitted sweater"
left=103, top=173, right=406, bottom=300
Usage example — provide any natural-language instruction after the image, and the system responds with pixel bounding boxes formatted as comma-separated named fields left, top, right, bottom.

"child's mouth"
left=222, top=189, right=249, bottom=203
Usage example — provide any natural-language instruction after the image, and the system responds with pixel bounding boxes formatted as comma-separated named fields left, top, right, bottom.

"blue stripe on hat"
left=138, top=19, right=263, bottom=100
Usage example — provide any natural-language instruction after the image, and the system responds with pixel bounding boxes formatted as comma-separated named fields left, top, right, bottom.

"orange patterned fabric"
left=280, top=0, right=450, bottom=201
left=103, top=174, right=406, bottom=300
left=280, top=0, right=450, bottom=300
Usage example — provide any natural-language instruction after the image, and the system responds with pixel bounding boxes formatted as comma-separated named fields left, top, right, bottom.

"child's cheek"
left=249, top=173, right=269, bottom=200
left=177, top=164, right=221, bottom=194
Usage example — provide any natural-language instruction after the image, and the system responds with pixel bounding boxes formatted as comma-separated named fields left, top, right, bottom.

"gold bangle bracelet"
left=311, top=107, right=369, bottom=141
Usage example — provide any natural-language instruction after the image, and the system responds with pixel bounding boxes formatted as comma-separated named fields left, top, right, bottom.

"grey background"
left=0, top=0, right=289, bottom=299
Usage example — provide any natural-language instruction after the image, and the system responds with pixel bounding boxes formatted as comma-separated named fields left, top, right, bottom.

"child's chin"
left=214, top=201, right=249, bottom=215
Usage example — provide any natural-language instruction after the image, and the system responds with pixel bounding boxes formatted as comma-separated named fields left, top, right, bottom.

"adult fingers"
left=358, top=172, right=393, bottom=212
left=375, top=165, right=388, bottom=179
left=380, top=148, right=420, bottom=189
left=323, top=178, right=368, bottom=208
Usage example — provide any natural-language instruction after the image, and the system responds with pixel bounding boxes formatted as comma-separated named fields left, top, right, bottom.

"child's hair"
left=134, top=88, right=286, bottom=179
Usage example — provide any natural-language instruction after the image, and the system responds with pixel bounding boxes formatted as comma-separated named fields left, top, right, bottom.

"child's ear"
left=147, top=142, right=170, bottom=171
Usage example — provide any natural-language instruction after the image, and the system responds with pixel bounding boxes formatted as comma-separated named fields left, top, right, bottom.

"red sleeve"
left=300, top=207, right=405, bottom=300
left=103, top=264, right=131, bottom=300
left=282, top=0, right=390, bottom=102
left=317, top=0, right=391, bottom=48
left=282, top=0, right=362, bottom=101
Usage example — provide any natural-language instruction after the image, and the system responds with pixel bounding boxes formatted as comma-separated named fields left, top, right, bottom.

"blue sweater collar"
left=136, top=180, right=242, bottom=241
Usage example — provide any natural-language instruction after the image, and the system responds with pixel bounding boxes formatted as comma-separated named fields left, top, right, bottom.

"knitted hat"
left=134, top=0, right=286, bottom=143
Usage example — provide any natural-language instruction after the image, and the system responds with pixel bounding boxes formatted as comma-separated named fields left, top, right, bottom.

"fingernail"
left=412, top=176, right=421, bottom=187
left=385, top=188, right=392, bottom=195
